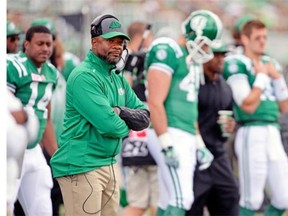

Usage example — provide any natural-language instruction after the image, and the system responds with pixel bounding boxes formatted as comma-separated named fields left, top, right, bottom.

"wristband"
left=158, top=132, right=173, bottom=149
left=272, top=76, right=288, bottom=101
left=253, top=73, right=270, bottom=90
left=195, top=134, right=205, bottom=149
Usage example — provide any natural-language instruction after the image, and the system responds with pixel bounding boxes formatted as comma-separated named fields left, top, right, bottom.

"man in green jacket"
left=50, top=14, right=150, bottom=216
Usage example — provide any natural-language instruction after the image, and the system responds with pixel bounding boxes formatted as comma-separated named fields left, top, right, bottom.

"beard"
left=98, top=53, right=120, bottom=65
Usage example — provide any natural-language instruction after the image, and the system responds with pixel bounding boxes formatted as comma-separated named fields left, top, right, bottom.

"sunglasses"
left=8, top=35, right=20, bottom=42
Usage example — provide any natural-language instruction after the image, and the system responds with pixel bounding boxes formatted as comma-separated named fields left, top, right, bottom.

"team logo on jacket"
left=118, top=88, right=125, bottom=95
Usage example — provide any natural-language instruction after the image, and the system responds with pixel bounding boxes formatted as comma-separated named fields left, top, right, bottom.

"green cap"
left=91, top=15, right=130, bottom=40
left=31, top=18, right=56, bottom=35
left=234, top=14, right=256, bottom=33
left=211, top=40, right=227, bottom=53
left=7, top=21, right=21, bottom=36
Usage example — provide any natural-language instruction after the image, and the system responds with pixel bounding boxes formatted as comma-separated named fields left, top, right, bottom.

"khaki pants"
left=57, top=165, right=119, bottom=216
left=125, top=165, right=158, bottom=208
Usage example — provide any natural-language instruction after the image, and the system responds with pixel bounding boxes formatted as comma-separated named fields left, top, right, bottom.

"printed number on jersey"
left=27, top=82, right=53, bottom=118
left=262, top=84, right=276, bottom=101
left=179, top=65, right=200, bottom=102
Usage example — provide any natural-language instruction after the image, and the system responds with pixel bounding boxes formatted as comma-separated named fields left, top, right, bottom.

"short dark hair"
left=25, top=25, right=51, bottom=42
left=241, top=20, right=266, bottom=37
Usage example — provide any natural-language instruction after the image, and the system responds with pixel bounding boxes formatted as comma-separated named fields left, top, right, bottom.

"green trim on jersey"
left=145, top=37, right=199, bottom=134
left=51, top=50, right=147, bottom=178
left=223, top=54, right=280, bottom=126
left=7, top=52, right=58, bottom=148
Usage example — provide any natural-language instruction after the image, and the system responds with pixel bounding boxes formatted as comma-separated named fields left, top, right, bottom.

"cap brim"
left=211, top=43, right=227, bottom=53
left=100, top=32, right=130, bottom=40
left=7, top=30, right=21, bottom=36
left=212, top=49, right=227, bottom=53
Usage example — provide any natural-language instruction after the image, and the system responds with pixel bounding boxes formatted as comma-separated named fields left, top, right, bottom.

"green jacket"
left=51, top=50, right=146, bottom=177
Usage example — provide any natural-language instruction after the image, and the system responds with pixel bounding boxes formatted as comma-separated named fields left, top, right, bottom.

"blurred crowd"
left=7, top=0, right=288, bottom=32
left=7, top=0, right=288, bottom=64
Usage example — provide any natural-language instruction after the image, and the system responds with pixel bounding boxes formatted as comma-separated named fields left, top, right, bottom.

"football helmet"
left=182, top=10, right=223, bottom=64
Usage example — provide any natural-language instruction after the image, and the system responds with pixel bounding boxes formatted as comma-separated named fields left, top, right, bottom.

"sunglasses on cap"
left=8, top=35, right=20, bottom=42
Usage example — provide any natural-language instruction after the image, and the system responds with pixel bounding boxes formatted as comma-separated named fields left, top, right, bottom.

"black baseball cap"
left=91, top=14, right=130, bottom=40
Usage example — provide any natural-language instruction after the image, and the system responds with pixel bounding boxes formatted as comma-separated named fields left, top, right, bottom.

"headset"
left=91, top=14, right=119, bottom=38
left=91, top=14, right=129, bottom=75
left=115, top=43, right=128, bottom=75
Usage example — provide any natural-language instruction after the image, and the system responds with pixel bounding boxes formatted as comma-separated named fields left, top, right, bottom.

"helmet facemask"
left=186, top=36, right=214, bottom=64
left=182, top=10, right=223, bottom=64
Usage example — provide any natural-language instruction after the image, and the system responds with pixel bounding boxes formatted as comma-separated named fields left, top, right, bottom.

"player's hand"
left=253, top=60, right=268, bottom=75
left=162, top=146, right=179, bottom=168
left=225, top=117, right=236, bottom=134
left=266, top=62, right=281, bottom=79
left=217, top=115, right=235, bottom=136
left=197, top=146, right=214, bottom=171
left=113, top=107, right=121, bottom=115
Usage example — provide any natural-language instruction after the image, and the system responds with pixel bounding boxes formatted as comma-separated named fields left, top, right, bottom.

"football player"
left=7, top=25, right=58, bottom=215
left=145, top=10, right=223, bottom=216
left=223, top=19, right=288, bottom=216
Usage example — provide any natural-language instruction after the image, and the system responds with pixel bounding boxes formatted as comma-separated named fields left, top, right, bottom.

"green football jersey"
left=145, top=37, right=200, bottom=134
left=62, top=52, right=80, bottom=81
left=223, top=54, right=280, bottom=126
left=7, top=52, right=58, bottom=148
left=51, top=73, right=66, bottom=142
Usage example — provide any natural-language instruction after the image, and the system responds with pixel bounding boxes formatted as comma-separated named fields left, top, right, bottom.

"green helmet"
left=181, top=10, right=223, bottom=63
left=31, top=18, right=56, bottom=35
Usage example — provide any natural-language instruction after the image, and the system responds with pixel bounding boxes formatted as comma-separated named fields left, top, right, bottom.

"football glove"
left=158, top=132, right=179, bottom=168
left=162, top=146, right=179, bottom=168
left=196, top=134, right=214, bottom=170
left=197, top=147, right=214, bottom=170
